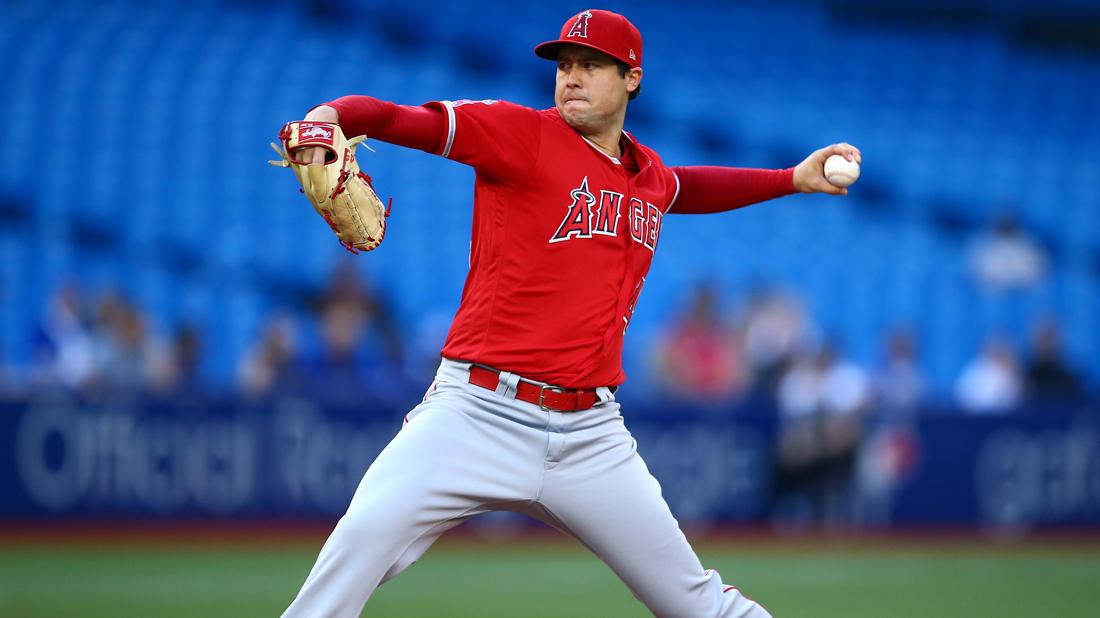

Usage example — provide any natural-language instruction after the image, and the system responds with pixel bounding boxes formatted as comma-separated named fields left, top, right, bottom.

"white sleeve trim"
left=440, top=100, right=457, bottom=159
left=666, top=170, right=681, bottom=214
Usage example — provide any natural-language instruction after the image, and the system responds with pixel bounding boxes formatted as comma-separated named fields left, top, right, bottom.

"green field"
left=2, top=533, right=1098, bottom=617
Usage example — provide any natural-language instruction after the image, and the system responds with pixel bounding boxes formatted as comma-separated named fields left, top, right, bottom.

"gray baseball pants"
left=282, top=358, right=771, bottom=617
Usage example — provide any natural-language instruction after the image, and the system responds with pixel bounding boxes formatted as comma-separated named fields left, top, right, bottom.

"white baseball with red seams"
left=824, top=154, right=860, bottom=188
left=280, top=8, right=784, bottom=617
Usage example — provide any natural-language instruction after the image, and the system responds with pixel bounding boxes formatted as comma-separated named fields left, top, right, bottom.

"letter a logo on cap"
left=566, top=10, right=592, bottom=38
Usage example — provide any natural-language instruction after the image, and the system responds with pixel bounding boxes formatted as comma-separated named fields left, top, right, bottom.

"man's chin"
left=559, top=107, right=591, bottom=131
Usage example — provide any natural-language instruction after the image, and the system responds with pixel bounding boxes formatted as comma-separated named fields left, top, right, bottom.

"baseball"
left=824, top=154, right=860, bottom=188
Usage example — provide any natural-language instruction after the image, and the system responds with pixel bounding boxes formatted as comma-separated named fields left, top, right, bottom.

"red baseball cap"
left=534, top=9, right=643, bottom=69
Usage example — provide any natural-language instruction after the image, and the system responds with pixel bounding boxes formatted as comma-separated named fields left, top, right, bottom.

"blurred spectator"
left=301, top=262, right=413, bottom=405
left=150, top=325, right=204, bottom=395
left=300, top=300, right=372, bottom=403
left=872, top=328, right=925, bottom=415
left=238, top=315, right=301, bottom=398
left=741, top=287, right=814, bottom=395
left=966, top=214, right=1048, bottom=291
left=653, top=285, right=745, bottom=404
left=86, top=292, right=159, bottom=393
left=773, top=345, right=872, bottom=530
left=855, top=424, right=921, bottom=527
left=777, top=345, right=872, bottom=419
left=955, top=336, right=1024, bottom=413
left=1026, top=318, right=1084, bottom=405
left=32, top=284, right=95, bottom=391
left=307, top=300, right=418, bottom=405
left=858, top=329, right=924, bottom=527
left=313, top=261, right=403, bottom=364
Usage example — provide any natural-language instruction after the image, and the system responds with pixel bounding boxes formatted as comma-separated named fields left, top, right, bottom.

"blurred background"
left=1, top=0, right=1099, bottom=616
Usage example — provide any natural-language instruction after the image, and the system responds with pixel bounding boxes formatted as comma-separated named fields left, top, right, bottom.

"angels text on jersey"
left=549, top=176, right=663, bottom=251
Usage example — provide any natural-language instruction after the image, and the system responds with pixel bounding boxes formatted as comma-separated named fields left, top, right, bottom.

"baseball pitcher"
left=277, top=9, right=860, bottom=617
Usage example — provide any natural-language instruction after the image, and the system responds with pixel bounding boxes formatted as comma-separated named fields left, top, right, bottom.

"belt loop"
left=595, top=386, right=616, bottom=404
left=496, top=370, right=520, bottom=399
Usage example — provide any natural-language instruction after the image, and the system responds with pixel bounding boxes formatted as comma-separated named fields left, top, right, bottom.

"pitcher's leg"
left=282, top=391, right=541, bottom=618
left=538, top=439, right=771, bottom=618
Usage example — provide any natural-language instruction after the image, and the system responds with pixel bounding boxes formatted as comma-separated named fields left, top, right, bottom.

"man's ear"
left=627, top=68, right=643, bottom=94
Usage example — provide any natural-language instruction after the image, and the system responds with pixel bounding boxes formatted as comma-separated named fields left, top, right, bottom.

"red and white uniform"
left=285, top=14, right=780, bottom=615
left=329, top=95, right=794, bottom=388
left=281, top=95, right=781, bottom=618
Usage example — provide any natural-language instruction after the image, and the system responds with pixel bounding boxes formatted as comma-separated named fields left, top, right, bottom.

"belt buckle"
left=537, top=384, right=566, bottom=412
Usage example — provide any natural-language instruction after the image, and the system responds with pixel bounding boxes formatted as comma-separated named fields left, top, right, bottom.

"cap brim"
left=534, top=40, right=566, bottom=61
left=534, top=40, right=629, bottom=66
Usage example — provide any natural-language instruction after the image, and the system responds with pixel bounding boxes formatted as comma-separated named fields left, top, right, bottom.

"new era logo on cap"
left=534, top=9, right=643, bottom=69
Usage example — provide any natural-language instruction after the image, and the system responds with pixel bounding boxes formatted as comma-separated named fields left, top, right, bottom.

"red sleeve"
left=668, top=166, right=796, bottom=215
left=325, top=95, right=446, bottom=153
left=420, top=99, right=541, bottom=186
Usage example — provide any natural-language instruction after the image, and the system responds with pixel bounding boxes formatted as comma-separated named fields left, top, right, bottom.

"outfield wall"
left=2, top=394, right=1098, bottom=533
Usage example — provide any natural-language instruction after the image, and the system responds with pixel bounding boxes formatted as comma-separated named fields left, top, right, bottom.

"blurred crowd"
left=18, top=284, right=204, bottom=397
left=652, top=280, right=1091, bottom=527
left=653, top=286, right=1088, bottom=415
left=236, top=263, right=416, bottom=406
left=646, top=213, right=1094, bottom=530
left=2, top=215, right=1093, bottom=414
left=15, top=267, right=1087, bottom=411
left=3, top=214, right=1094, bottom=532
left=5, top=263, right=422, bottom=406
left=654, top=213, right=1090, bottom=415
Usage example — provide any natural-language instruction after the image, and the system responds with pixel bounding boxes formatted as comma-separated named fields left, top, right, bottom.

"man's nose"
left=562, top=65, right=582, bottom=86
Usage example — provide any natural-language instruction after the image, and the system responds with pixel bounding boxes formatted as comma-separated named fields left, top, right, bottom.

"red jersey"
left=417, top=99, right=672, bottom=388
left=326, top=95, right=795, bottom=389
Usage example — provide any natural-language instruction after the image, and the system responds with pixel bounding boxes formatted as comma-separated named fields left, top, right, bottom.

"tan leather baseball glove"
left=269, top=121, right=391, bottom=254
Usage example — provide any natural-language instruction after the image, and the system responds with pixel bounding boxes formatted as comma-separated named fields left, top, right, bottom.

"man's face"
left=554, top=45, right=640, bottom=132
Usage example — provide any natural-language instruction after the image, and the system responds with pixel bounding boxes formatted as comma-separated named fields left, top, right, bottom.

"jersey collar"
left=551, top=108, right=651, bottom=169
left=581, top=135, right=622, bottom=165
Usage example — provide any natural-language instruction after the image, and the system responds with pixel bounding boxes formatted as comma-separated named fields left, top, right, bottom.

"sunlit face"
left=554, top=45, right=641, bottom=132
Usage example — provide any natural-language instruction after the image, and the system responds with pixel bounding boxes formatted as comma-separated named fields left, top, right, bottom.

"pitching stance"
left=275, top=9, right=860, bottom=617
